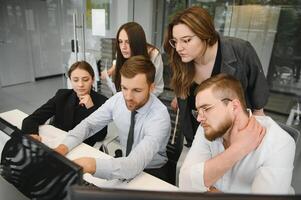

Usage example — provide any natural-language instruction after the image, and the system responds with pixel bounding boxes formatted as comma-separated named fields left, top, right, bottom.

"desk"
left=0, top=109, right=178, bottom=192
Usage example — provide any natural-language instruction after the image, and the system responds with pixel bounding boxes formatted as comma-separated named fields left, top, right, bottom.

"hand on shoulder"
left=230, top=116, right=266, bottom=156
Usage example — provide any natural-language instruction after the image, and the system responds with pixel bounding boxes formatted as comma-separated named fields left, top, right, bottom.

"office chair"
left=159, top=92, right=184, bottom=185
left=278, top=122, right=300, bottom=161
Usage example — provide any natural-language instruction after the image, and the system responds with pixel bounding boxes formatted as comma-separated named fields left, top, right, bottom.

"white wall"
left=133, top=0, right=153, bottom=43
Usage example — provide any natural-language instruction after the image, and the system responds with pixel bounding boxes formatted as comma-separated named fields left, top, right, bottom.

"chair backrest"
left=159, top=91, right=184, bottom=185
left=278, top=122, right=300, bottom=144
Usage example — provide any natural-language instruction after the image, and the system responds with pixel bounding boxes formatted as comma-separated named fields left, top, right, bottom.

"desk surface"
left=0, top=109, right=178, bottom=191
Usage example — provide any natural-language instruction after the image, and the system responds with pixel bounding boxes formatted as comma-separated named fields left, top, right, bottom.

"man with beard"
left=179, top=74, right=295, bottom=194
left=54, top=56, right=170, bottom=181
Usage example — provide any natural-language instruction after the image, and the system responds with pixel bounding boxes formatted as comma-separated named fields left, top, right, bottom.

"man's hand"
left=207, top=186, right=221, bottom=193
left=230, top=116, right=266, bottom=156
left=54, top=144, right=69, bottom=156
left=29, top=134, right=42, bottom=142
left=73, top=157, right=96, bottom=174
left=79, top=94, right=94, bottom=109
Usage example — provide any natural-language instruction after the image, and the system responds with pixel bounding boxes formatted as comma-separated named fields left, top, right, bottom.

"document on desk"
left=39, top=125, right=66, bottom=148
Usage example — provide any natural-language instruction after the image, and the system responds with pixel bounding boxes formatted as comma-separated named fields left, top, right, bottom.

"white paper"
left=92, top=9, right=105, bottom=36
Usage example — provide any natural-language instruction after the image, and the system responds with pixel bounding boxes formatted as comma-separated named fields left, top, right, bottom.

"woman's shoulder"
left=220, top=36, right=251, bottom=51
left=55, top=89, right=73, bottom=96
left=147, top=45, right=160, bottom=58
left=90, top=90, right=108, bottom=104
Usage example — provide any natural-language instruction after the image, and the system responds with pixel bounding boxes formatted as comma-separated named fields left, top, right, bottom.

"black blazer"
left=22, top=89, right=108, bottom=146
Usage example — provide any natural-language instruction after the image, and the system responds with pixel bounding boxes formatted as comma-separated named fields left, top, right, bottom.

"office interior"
left=0, top=0, right=301, bottom=198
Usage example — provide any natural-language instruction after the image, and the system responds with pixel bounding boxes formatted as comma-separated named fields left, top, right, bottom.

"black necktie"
left=126, top=111, right=137, bottom=156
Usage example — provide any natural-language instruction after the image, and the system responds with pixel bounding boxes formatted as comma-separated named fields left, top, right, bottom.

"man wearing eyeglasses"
left=179, top=74, right=295, bottom=194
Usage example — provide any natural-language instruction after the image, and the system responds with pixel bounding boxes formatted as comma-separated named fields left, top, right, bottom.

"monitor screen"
left=0, top=117, right=83, bottom=200
left=68, top=185, right=301, bottom=200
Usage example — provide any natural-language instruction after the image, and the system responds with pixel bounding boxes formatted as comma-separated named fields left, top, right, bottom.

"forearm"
left=204, top=145, right=246, bottom=187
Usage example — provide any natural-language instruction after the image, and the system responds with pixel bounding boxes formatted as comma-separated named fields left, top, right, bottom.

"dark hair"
left=114, top=22, right=157, bottom=91
left=68, top=61, right=94, bottom=79
left=195, top=74, right=247, bottom=111
left=163, top=6, right=219, bottom=98
left=120, top=55, right=155, bottom=86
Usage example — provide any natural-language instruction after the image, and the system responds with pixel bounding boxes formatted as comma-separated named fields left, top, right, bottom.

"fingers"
left=79, top=95, right=94, bottom=109
left=171, top=97, right=178, bottom=111
left=231, top=114, right=240, bottom=134
left=79, top=95, right=88, bottom=105
left=30, top=134, right=42, bottom=142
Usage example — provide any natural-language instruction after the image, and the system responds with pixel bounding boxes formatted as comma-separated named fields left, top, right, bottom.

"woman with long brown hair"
left=164, top=6, right=269, bottom=146
left=103, top=22, right=164, bottom=96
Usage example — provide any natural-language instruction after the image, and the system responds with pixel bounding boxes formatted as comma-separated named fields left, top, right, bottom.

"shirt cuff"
left=62, top=135, right=82, bottom=151
left=94, top=158, right=114, bottom=179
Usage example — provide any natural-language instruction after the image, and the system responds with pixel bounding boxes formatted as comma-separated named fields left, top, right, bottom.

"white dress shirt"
left=62, top=92, right=171, bottom=180
left=150, top=49, right=164, bottom=96
left=179, top=116, right=295, bottom=194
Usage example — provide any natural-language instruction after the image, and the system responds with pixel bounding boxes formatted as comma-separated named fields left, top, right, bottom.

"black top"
left=186, top=39, right=222, bottom=146
left=21, top=89, right=108, bottom=146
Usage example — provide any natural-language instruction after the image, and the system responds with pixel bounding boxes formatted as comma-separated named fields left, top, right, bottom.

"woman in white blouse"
left=101, top=22, right=164, bottom=96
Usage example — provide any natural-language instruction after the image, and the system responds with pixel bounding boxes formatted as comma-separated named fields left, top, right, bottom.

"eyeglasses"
left=169, top=35, right=197, bottom=49
left=191, top=98, right=232, bottom=120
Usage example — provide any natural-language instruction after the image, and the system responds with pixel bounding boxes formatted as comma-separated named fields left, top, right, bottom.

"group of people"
left=21, top=6, right=295, bottom=194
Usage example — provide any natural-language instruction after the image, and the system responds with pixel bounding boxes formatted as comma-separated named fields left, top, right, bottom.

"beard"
left=204, top=117, right=232, bottom=141
left=124, top=93, right=150, bottom=111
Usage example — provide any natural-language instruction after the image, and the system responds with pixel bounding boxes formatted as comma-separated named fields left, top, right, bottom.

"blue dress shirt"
left=62, top=92, right=171, bottom=180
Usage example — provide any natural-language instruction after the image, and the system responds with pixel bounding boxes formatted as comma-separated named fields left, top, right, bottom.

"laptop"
left=0, top=117, right=83, bottom=200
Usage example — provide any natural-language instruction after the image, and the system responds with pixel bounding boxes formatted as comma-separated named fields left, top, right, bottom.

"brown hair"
left=120, top=55, right=155, bottom=86
left=195, top=74, right=247, bottom=111
left=114, top=22, right=157, bottom=91
left=163, top=6, right=219, bottom=98
left=68, top=61, right=94, bottom=79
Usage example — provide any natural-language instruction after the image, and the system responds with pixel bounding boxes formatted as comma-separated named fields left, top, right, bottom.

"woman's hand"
left=79, top=94, right=94, bottom=109
left=101, top=64, right=116, bottom=80
left=171, top=97, right=178, bottom=111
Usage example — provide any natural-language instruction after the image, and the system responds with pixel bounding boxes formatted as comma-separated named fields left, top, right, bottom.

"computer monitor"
left=68, top=185, right=300, bottom=200
left=0, top=117, right=83, bottom=200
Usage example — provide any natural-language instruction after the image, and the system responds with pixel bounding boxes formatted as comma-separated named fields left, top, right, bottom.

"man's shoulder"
left=146, top=95, right=170, bottom=120
left=152, top=95, right=169, bottom=111
left=256, top=116, right=295, bottom=146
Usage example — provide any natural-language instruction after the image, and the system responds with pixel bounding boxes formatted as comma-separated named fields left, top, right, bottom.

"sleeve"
left=244, top=41, right=269, bottom=110
left=21, top=91, right=58, bottom=134
left=62, top=94, right=115, bottom=151
left=251, top=131, right=296, bottom=194
left=88, top=93, right=108, bottom=141
left=94, top=108, right=171, bottom=180
left=179, top=125, right=211, bottom=192
left=151, top=51, right=164, bottom=96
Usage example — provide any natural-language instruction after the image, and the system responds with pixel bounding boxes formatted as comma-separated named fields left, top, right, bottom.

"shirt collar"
left=135, top=93, right=154, bottom=115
